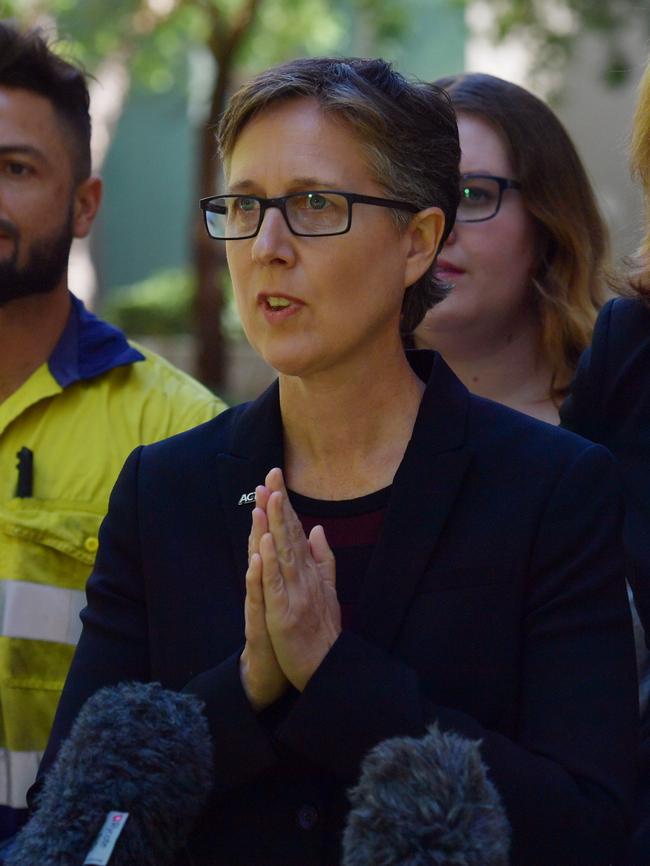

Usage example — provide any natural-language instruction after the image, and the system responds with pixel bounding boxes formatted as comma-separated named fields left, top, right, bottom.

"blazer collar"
left=354, top=352, right=474, bottom=649
left=216, top=351, right=474, bottom=647
left=222, top=350, right=467, bottom=459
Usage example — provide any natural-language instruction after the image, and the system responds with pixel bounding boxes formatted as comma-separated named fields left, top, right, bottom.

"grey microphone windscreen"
left=8, top=681, right=213, bottom=866
left=342, top=724, right=510, bottom=866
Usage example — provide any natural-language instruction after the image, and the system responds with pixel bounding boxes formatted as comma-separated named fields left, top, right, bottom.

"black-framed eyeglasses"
left=199, top=190, right=420, bottom=239
left=456, top=174, right=522, bottom=223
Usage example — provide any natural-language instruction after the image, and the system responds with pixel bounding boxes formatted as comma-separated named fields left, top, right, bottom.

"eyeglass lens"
left=457, top=177, right=503, bottom=222
left=204, top=192, right=351, bottom=239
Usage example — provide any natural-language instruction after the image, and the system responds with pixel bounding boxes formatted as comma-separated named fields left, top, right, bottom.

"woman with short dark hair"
left=31, top=57, right=636, bottom=866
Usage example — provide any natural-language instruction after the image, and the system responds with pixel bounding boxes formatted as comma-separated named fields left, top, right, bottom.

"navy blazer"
left=35, top=352, right=637, bottom=866
left=561, top=296, right=650, bottom=864
left=561, top=296, right=650, bottom=636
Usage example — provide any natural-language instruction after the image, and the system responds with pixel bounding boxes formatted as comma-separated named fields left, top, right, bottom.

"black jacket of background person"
left=561, top=297, right=650, bottom=637
left=33, top=351, right=637, bottom=866
left=561, top=296, right=650, bottom=864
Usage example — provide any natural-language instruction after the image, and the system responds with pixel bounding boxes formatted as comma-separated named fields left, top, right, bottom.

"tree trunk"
left=192, top=0, right=262, bottom=394
left=193, top=78, right=228, bottom=392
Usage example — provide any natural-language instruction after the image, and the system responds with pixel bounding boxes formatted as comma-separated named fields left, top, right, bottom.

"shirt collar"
left=48, top=293, right=145, bottom=388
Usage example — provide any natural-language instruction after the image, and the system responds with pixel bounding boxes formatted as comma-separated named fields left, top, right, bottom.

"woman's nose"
left=251, top=207, right=295, bottom=266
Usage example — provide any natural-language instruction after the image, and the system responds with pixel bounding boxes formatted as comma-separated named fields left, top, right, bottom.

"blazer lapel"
left=355, top=354, right=474, bottom=650
left=215, top=380, right=284, bottom=586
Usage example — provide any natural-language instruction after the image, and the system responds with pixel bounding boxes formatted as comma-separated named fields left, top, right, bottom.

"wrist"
left=239, top=651, right=268, bottom=713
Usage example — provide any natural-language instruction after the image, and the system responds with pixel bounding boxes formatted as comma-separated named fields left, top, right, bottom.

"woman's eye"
left=461, top=186, right=487, bottom=202
left=236, top=197, right=258, bottom=213
left=306, top=194, right=328, bottom=210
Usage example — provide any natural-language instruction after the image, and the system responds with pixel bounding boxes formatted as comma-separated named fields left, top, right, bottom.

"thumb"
left=309, top=524, right=336, bottom=588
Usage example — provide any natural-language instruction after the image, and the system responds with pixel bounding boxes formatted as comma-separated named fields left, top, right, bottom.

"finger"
left=263, top=472, right=304, bottom=551
left=309, top=524, right=334, bottom=563
left=265, top=467, right=285, bottom=494
left=309, top=524, right=336, bottom=588
left=244, top=552, right=265, bottom=640
left=255, top=484, right=271, bottom=511
left=267, top=490, right=307, bottom=580
left=259, top=531, right=286, bottom=600
left=248, top=507, right=269, bottom=561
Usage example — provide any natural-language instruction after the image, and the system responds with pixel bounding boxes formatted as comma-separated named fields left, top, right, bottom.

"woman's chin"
left=255, top=347, right=316, bottom=379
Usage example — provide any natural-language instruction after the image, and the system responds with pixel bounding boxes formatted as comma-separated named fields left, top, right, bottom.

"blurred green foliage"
left=102, top=268, right=194, bottom=336
left=1, top=0, right=408, bottom=95
left=3, top=0, right=647, bottom=94
left=447, top=0, right=650, bottom=87
left=102, top=267, right=243, bottom=338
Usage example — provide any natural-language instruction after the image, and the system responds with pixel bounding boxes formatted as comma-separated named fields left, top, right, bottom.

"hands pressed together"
left=240, top=467, right=341, bottom=711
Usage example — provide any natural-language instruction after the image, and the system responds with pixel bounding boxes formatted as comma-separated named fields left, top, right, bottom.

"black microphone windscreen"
left=8, top=681, right=213, bottom=866
left=342, top=724, right=510, bottom=866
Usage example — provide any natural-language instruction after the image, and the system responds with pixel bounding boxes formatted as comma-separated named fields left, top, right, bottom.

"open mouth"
left=266, top=296, right=292, bottom=311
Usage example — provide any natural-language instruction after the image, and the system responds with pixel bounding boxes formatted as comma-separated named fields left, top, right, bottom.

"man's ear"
left=402, top=206, right=446, bottom=289
left=72, top=175, right=102, bottom=239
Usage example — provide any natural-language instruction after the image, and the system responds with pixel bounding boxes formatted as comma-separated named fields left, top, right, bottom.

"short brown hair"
left=0, top=21, right=91, bottom=181
left=436, top=72, right=609, bottom=399
left=218, top=57, right=460, bottom=335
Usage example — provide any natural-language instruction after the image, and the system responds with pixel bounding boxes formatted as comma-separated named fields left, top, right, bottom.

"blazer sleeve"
left=32, top=447, right=282, bottom=807
left=274, top=443, right=638, bottom=866
left=560, top=297, right=650, bottom=637
left=559, top=298, right=612, bottom=442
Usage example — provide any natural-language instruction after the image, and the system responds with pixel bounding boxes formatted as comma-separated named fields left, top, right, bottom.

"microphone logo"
left=83, top=811, right=130, bottom=866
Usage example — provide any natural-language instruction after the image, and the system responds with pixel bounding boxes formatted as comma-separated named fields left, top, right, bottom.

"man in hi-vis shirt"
left=0, top=21, right=225, bottom=840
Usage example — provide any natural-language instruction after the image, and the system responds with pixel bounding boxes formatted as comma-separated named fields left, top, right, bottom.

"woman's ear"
left=403, top=206, right=446, bottom=289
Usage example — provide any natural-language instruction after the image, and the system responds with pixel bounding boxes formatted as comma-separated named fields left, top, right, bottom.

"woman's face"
left=225, top=97, right=438, bottom=379
left=415, top=112, right=540, bottom=355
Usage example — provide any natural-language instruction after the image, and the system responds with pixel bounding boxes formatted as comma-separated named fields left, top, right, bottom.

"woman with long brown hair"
left=412, top=72, right=608, bottom=424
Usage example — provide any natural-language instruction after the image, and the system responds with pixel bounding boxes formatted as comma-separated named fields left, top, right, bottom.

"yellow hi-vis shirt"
left=0, top=294, right=225, bottom=826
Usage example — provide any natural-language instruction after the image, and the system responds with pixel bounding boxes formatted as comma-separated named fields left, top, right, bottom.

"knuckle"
left=278, top=544, right=295, bottom=566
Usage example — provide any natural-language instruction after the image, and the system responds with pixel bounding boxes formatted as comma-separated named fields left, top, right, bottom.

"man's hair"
left=436, top=72, right=608, bottom=400
left=217, top=57, right=460, bottom=336
left=0, top=21, right=91, bottom=181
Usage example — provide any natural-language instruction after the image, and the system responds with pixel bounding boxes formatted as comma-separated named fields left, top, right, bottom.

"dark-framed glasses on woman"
left=456, top=174, right=522, bottom=223
left=199, top=190, right=420, bottom=239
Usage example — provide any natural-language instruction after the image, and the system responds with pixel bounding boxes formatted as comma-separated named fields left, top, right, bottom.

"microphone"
left=342, top=724, right=510, bottom=866
left=8, top=681, right=213, bottom=866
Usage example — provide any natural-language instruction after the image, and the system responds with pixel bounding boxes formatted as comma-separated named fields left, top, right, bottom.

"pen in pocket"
left=16, top=447, right=33, bottom=498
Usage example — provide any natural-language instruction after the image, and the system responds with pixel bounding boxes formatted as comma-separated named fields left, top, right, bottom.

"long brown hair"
left=436, top=73, right=609, bottom=399
left=627, top=58, right=650, bottom=300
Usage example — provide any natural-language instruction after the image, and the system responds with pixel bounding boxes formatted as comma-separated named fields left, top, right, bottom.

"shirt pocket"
left=0, top=499, right=103, bottom=666
left=0, top=501, right=104, bottom=754
left=0, top=499, right=102, bottom=586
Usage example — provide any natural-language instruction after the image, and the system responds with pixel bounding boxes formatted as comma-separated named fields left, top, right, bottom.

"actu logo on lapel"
left=238, top=491, right=256, bottom=506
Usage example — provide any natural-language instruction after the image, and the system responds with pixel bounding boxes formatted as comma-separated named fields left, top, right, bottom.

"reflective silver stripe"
left=0, top=579, right=85, bottom=645
left=0, top=748, right=42, bottom=809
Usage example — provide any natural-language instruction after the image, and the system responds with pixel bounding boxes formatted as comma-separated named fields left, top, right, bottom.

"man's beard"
left=0, top=210, right=74, bottom=306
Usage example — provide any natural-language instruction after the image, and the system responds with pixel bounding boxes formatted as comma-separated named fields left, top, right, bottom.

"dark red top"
left=290, top=486, right=391, bottom=630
